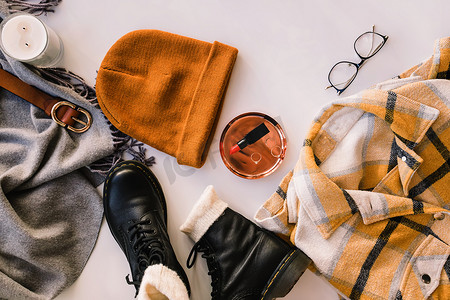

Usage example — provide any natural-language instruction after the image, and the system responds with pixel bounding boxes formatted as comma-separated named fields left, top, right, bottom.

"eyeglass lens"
left=329, top=62, right=358, bottom=89
left=355, top=32, right=386, bottom=58
left=328, top=31, right=386, bottom=93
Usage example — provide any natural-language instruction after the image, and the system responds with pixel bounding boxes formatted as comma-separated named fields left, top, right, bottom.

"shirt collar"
left=293, top=88, right=440, bottom=239
left=339, top=88, right=439, bottom=148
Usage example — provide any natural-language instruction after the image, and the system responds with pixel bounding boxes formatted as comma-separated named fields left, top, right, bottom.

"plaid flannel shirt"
left=255, top=37, right=450, bottom=299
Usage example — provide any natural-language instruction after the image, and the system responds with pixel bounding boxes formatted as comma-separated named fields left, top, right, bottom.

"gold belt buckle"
left=50, top=101, right=92, bottom=133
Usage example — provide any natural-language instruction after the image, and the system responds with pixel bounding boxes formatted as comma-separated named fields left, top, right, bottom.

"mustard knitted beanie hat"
left=96, top=30, right=238, bottom=168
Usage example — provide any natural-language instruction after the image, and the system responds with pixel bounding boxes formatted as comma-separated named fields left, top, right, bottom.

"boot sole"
left=260, top=248, right=311, bottom=300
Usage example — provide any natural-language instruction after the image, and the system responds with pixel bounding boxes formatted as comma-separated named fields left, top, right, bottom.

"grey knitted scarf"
left=0, top=1, right=154, bottom=299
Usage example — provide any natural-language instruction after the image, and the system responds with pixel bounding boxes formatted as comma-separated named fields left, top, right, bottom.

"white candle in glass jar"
left=0, top=13, right=63, bottom=67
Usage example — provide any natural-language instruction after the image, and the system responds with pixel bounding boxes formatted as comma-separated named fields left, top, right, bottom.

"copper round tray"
left=219, top=112, right=287, bottom=179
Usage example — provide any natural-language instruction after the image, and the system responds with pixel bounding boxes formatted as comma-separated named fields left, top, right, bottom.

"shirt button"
left=422, top=274, right=431, bottom=284
left=434, top=212, right=445, bottom=220
left=401, top=156, right=407, bottom=162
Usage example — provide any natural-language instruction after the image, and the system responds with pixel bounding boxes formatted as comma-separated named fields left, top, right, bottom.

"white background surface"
left=37, top=1, right=450, bottom=299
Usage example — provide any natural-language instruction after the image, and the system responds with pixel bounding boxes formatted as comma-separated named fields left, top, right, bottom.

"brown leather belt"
left=0, top=68, right=91, bottom=133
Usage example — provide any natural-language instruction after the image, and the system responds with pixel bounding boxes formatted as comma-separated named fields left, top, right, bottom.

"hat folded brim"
left=175, top=41, right=238, bottom=168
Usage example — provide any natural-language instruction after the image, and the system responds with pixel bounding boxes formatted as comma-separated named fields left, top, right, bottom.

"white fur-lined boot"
left=103, top=161, right=190, bottom=300
left=180, top=185, right=311, bottom=300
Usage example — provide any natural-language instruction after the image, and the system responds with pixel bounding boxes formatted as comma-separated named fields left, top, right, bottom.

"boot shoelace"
left=125, top=219, right=165, bottom=296
left=187, top=241, right=220, bottom=298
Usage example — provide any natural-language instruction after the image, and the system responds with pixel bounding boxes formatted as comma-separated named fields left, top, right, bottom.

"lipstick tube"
left=230, top=123, right=270, bottom=155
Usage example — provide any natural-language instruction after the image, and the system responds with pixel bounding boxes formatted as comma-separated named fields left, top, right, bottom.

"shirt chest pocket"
left=399, top=235, right=450, bottom=299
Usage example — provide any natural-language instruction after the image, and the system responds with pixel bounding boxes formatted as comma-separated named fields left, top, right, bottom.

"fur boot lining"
left=180, top=185, right=228, bottom=242
left=137, top=264, right=189, bottom=300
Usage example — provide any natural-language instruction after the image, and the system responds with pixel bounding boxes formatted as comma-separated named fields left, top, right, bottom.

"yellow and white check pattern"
left=255, top=37, right=450, bottom=299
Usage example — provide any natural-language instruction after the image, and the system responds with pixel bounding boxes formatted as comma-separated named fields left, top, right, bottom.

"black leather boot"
left=103, top=160, right=190, bottom=298
left=181, top=186, right=311, bottom=300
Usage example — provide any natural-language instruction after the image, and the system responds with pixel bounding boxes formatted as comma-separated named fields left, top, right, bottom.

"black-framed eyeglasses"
left=327, top=26, right=388, bottom=95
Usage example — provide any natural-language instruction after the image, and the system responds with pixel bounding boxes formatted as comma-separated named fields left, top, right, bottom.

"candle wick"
left=22, top=27, right=26, bottom=30
left=25, top=42, right=29, bottom=47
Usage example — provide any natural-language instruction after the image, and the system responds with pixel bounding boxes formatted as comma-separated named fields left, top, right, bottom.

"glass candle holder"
left=220, top=112, right=287, bottom=179
left=0, top=13, right=64, bottom=67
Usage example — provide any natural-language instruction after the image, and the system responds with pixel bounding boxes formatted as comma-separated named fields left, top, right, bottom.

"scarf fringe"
left=34, top=67, right=97, bottom=104
left=88, top=131, right=156, bottom=176
left=6, top=0, right=62, bottom=16
left=34, top=67, right=156, bottom=177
